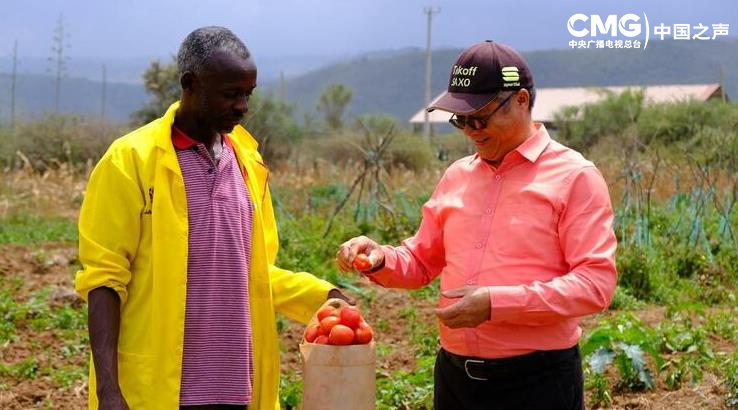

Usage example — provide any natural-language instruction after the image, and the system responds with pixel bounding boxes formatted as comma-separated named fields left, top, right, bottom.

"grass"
left=0, top=213, right=77, bottom=245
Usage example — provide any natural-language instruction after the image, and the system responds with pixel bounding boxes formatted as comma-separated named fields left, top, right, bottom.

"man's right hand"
left=336, top=235, right=385, bottom=273
left=98, top=390, right=129, bottom=410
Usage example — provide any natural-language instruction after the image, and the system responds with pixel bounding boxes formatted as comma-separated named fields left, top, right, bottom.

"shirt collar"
left=171, top=125, right=233, bottom=150
left=467, top=122, right=551, bottom=166
left=515, top=122, right=550, bottom=163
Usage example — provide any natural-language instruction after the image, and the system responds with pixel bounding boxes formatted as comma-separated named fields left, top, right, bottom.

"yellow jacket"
left=75, top=102, right=334, bottom=410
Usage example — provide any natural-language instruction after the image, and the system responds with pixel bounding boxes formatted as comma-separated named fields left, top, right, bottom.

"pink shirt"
left=367, top=123, right=617, bottom=359
left=173, top=127, right=255, bottom=405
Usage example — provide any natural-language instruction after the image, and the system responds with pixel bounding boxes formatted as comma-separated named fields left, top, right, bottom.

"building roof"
left=409, top=83, right=727, bottom=125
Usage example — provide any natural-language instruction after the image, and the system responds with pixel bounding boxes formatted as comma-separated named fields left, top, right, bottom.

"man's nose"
left=234, top=95, right=249, bottom=115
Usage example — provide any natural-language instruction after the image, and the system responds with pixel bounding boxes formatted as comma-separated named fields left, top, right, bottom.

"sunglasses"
left=448, top=93, right=515, bottom=130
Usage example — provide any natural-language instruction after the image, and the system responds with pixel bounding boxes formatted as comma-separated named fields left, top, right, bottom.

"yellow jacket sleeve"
left=261, top=183, right=334, bottom=324
left=75, top=146, right=143, bottom=304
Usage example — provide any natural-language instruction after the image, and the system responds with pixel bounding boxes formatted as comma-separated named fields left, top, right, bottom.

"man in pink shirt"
left=336, top=41, right=617, bottom=409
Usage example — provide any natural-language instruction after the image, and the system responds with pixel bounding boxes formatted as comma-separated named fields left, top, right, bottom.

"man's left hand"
left=328, top=288, right=356, bottom=305
left=434, top=286, right=491, bottom=328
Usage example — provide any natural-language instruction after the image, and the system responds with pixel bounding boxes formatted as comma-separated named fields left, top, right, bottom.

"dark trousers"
left=434, top=346, right=584, bottom=410
left=180, top=405, right=247, bottom=410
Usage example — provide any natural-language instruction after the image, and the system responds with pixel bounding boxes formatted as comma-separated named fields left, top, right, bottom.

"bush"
left=554, top=89, right=644, bottom=152
left=617, top=246, right=653, bottom=300
left=302, top=129, right=435, bottom=172
left=387, top=131, right=435, bottom=171
left=0, top=115, right=120, bottom=171
left=639, top=100, right=738, bottom=146
left=433, top=131, right=475, bottom=162
left=243, top=92, right=304, bottom=164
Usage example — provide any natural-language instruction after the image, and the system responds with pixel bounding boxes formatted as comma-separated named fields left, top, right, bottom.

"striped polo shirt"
left=173, top=126, right=254, bottom=406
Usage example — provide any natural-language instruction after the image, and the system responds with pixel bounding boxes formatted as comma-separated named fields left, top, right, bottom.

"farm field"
left=1, top=136, right=737, bottom=409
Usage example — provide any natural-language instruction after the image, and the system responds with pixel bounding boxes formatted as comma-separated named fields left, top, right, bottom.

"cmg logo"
left=568, top=14, right=648, bottom=38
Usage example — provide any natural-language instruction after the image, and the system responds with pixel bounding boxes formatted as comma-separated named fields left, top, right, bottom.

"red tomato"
left=340, top=306, right=362, bottom=329
left=304, top=324, right=321, bottom=343
left=354, top=322, right=373, bottom=344
left=328, top=324, right=355, bottom=345
left=314, top=335, right=329, bottom=345
left=352, top=254, right=372, bottom=271
left=317, top=306, right=338, bottom=321
left=319, top=316, right=341, bottom=334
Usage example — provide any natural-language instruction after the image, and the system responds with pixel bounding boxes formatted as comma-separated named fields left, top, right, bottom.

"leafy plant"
left=584, top=368, right=612, bottom=408
left=582, top=314, right=663, bottom=391
left=724, top=352, right=738, bottom=407
left=377, top=355, right=434, bottom=410
left=616, top=246, right=653, bottom=300
left=279, top=370, right=303, bottom=410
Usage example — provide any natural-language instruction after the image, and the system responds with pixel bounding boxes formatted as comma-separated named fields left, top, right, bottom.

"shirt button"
left=485, top=208, right=492, bottom=215
left=474, top=242, right=483, bottom=249
left=495, top=175, right=502, bottom=180
left=466, top=279, right=474, bottom=285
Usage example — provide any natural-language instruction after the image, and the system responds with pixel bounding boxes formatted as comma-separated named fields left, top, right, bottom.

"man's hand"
left=434, top=286, right=491, bottom=328
left=335, top=236, right=385, bottom=273
left=328, top=288, right=356, bottom=305
left=98, top=390, right=129, bottom=410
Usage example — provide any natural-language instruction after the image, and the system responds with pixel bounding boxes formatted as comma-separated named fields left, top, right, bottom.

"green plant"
left=660, top=355, right=706, bottom=391
left=616, top=246, right=653, bottom=300
left=724, top=352, right=738, bottom=407
left=0, top=357, right=40, bottom=380
left=584, top=368, right=612, bottom=408
left=582, top=314, right=663, bottom=391
left=706, top=309, right=738, bottom=341
left=130, top=57, right=180, bottom=126
left=50, top=365, right=86, bottom=389
left=0, top=288, right=22, bottom=343
left=0, top=214, right=78, bottom=245
left=609, top=287, right=646, bottom=310
left=317, top=84, right=353, bottom=130
left=279, top=370, right=303, bottom=410
left=377, top=355, right=434, bottom=410
left=399, top=306, right=438, bottom=357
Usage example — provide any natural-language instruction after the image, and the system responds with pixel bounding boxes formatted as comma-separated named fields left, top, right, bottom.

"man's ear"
left=180, top=72, right=197, bottom=94
left=516, top=89, right=530, bottom=110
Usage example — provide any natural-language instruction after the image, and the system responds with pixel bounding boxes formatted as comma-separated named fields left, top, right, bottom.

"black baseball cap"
left=427, top=40, right=534, bottom=115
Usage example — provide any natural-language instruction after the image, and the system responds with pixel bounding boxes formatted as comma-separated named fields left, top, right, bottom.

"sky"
left=0, top=0, right=736, bottom=83
left=2, top=0, right=736, bottom=59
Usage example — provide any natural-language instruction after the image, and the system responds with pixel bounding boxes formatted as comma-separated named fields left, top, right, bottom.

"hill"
left=0, top=38, right=736, bottom=124
left=0, top=73, right=146, bottom=122
left=276, top=38, right=738, bottom=122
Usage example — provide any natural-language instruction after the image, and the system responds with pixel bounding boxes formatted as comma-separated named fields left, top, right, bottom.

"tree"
left=130, top=57, right=180, bottom=125
left=317, top=84, right=353, bottom=131
left=242, top=92, right=303, bottom=163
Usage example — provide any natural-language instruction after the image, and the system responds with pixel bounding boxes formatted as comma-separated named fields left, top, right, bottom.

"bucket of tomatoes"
left=300, top=298, right=376, bottom=410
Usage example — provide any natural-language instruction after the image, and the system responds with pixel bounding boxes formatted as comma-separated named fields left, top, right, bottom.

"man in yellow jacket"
left=76, top=26, right=347, bottom=410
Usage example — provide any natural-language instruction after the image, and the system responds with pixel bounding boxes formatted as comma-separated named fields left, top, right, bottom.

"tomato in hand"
left=339, top=306, right=362, bottom=329
left=353, top=254, right=372, bottom=271
left=328, top=324, right=355, bottom=345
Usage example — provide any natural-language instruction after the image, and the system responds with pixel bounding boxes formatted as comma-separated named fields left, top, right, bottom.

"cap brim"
left=426, top=91, right=499, bottom=115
